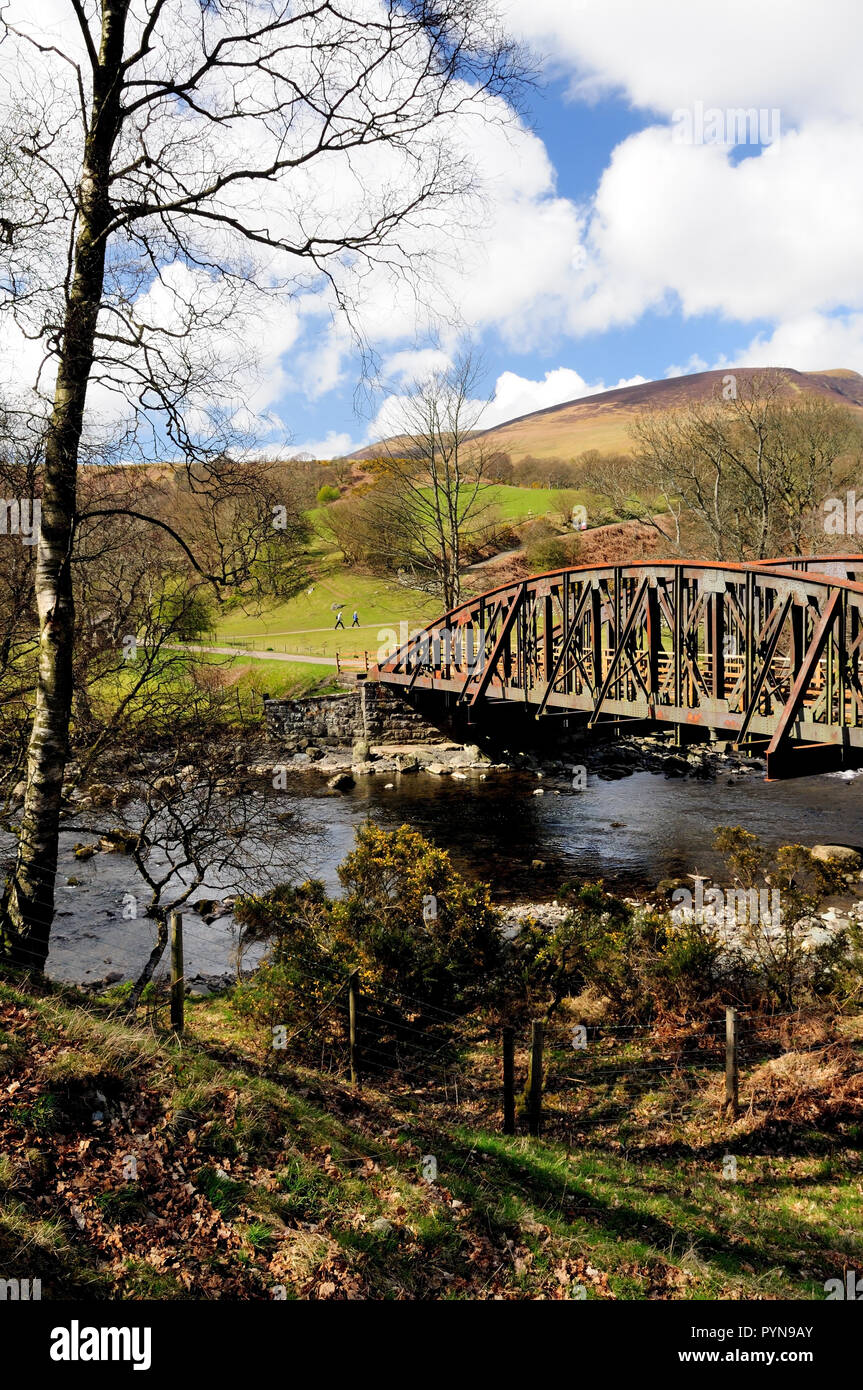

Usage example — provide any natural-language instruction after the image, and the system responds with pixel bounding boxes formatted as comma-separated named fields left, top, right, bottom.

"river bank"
left=244, top=722, right=765, bottom=788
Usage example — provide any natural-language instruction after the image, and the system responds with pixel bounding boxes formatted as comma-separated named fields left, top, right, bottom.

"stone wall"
left=264, top=680, right=447, bottom=751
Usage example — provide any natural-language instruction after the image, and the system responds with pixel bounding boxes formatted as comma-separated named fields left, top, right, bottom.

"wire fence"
left=237, top=980, right=863, bottom=1144
left=7, top=901, right=861, bottom=1156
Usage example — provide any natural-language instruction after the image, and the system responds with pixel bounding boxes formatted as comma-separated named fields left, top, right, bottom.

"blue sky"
left=274, top=0, right=863, bottom=458
left=4, top=1, right=862, bottom=461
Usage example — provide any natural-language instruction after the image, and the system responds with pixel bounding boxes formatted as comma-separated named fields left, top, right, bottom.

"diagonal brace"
left=588, top=577, right=649, bottom=726
left=736, top=594, right=792, bottom=743
left=766, top=590, right=841, bottom=758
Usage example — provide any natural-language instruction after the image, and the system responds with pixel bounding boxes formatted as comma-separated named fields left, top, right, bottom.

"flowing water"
left=3, top=764, right=862, bottom=984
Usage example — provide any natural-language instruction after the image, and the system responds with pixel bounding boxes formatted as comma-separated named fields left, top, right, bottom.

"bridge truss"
left=372, top=556, right=863, bottom=778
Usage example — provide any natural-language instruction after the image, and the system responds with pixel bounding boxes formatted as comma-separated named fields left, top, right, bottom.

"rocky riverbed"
left=242, top=725, right=763, bottom=793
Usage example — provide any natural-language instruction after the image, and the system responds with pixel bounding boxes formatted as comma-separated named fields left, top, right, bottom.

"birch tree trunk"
left=1, top=2, right=127, bottom=974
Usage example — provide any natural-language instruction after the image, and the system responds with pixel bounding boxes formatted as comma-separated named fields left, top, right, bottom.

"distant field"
left=219, top=656, right=340, bottom=702
left=91, top=648, right=340, bottom=725
left=215, top=567, right=439, bottom=655
left=486, top=484, right=586, bottom=522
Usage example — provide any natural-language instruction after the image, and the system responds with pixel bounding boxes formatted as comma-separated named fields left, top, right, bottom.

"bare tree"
left=0, top=0, right=526, bottom=973
left=119, top=739, right=311, bottom=1013
left=362, top=353, right=496, bottom=608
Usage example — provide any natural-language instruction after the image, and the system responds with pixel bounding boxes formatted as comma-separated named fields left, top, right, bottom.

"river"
left=3, top=764, right=862, bottom=985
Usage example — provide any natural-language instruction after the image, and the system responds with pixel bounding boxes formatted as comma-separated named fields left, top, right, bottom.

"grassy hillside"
left=212, top=486, right=580, bottom=658
left=2, top=978, right=861, bottom=1301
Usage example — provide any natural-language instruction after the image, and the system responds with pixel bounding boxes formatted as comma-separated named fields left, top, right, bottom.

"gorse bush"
left=710, top=827, right=853, bottom=1010
left=233, top=824, right=505, bottom=1063
left=337, top=822, right=504, bottom=1008
left=508, top=881, right=722, bottom=1022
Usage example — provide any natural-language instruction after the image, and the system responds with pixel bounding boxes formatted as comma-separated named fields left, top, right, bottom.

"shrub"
left=233, top=824, right=505, bottom=1064
left=510, top=882, right=721, bottom=1022
left=525, top=536, right=569, bottom=572
left=711, top=827, right=850, bottom=1010
left=336, top=822, right=504, bottom=1011
left=316, top=484, right=341, bottom=504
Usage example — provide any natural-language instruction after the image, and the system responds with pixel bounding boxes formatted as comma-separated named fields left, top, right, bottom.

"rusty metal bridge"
left=371, top=555, right=863, bottom=779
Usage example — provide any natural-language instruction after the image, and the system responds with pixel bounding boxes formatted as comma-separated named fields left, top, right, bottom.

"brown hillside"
left=351, top=367, right=863, bottom=464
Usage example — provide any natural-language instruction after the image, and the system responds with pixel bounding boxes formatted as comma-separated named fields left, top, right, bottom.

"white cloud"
left=292, top=33, right=863, bottom=403
left=363, top=364, right=648, bottom=444
left=381, top=347, right=454, bottom=385
left=734, top=314, right=863, bottom=374
left=664, top=355, right=710, bottom=379
left=6, top=0, right=863, bottom=451
left=282, top=430, right=357, bottom=460
left=502, top=0, right=863, bottom=124
left=480, top=367, right=647, bottom=426
left=572, top=122, right=863, bottom=331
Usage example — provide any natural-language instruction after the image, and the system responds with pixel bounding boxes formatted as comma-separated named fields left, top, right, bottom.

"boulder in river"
left=98, top=829, right=138, bottom=854
left=662, top=755, right=689, bottom=778
left=811, top=844, right=862, bottom=870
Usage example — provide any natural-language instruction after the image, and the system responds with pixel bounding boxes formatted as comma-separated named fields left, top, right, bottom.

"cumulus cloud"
left=480, top=367, right=647, bottom=426
left=5, top=0, right=863, bottom=453
left=291, top=5, right=863, bottom=416
left=502, top=0, right=863, bottom=124
left=573, top=122, right=863, bottom=331
left=735, top=314, right=863, bottom=374
left=357, top=363, right=648, bottom=452
left=282, top=430, right=357, bottom=461
left=380, top=347, right=455, bottom=385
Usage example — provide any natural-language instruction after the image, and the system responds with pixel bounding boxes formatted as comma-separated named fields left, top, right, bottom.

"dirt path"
left=162, top=643, right=364, bottom=669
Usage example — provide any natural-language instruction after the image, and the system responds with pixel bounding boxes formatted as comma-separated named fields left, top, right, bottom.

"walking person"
left=351, top=610, right=360, bottom=627
left=334, top=609, right=345, bottom=629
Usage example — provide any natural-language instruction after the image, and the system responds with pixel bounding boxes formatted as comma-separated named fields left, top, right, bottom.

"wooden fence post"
left=348, top=970, right=360, bottom=1088
left=723, top=1007, right=739, bottom=1117
left=169, top=911, right=184, bottom=1037
left=502, top=1027, right=515, bottom=1135
left=525, top=1019, right=544, bottom=1137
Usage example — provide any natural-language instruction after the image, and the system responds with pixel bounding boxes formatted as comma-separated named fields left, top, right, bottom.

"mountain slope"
left=351, top=367, right=863, bottom=464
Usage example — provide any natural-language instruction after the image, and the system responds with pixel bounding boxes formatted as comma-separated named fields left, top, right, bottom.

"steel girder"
left=371, top=558, right=863, bottom=778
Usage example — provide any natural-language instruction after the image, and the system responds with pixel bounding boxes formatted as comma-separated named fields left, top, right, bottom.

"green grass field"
left=485, top=484, right=586, bottom=523
left=215, top=552, right=439, bottom=655
left=201, top=479, right=638, bottom=666
left=205, top=655, right=341, bottom=702
left=215, top=485, right=583, bottom=656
